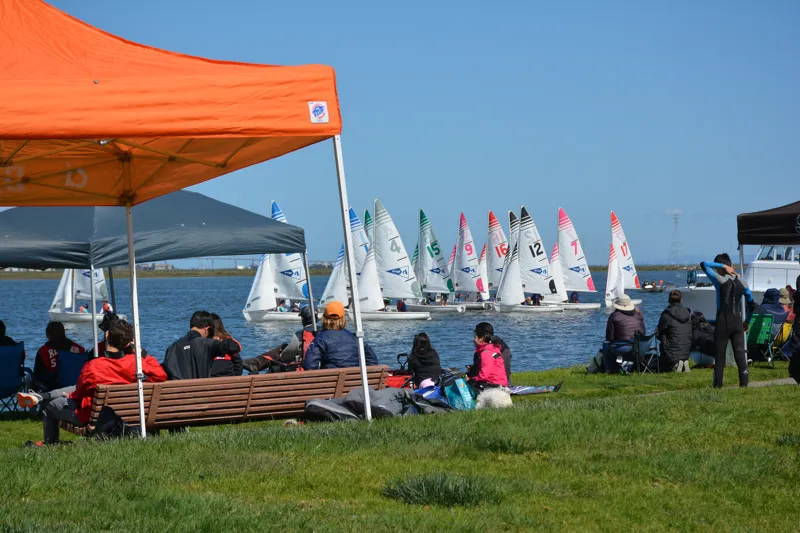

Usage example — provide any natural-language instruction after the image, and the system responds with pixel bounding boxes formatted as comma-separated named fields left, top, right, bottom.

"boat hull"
left=48, top=311, right=127, bottom=323
left=351, top=311, right=432, bottom=321
left=243, top=310, right=299, bottom=322
left=557, top=302, right=602, bottom=311
left=460, top=302, right=491, bottom=310
left=405, top=304, right=466, bottom=313
left=641, top=287, right=665, bottom=293
left=494, top=304, right=563, bottom=313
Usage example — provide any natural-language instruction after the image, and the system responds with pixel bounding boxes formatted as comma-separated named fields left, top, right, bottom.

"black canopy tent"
left=737, top=201, right=800, bottom=246
left=0, top=190, right=306, bottom=269
left=0, top=189, right=315, bottom=359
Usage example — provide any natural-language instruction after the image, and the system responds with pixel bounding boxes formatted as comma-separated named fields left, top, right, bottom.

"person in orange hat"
left=302, top=301, right=379, bottom=370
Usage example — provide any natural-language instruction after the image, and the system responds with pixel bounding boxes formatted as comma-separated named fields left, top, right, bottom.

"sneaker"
left=683, top=361, right=690, bottom=373
left=17, top=391, right=43, bottom=409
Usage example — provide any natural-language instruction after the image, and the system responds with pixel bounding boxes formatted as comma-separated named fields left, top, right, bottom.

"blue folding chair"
left=58, top=350, right=88, bottom=388
left=0, top=343, right=29, bottom=412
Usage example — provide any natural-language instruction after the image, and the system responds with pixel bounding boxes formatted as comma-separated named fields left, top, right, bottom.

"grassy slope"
left=0, top=364, right=797, bottom=532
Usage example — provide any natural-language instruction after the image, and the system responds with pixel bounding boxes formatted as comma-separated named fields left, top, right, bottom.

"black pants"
left=713, top=314, right=748, bottom=388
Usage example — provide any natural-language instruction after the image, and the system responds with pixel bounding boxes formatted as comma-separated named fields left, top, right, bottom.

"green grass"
left=0, top=364, right=797, bottom=532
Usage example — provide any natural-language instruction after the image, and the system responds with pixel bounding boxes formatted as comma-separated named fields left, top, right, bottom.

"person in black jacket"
left=163, top=310, right=241, bottom=380
left=209, top=314, right=243, bottom=377
left=657, top=290, right=693, bottom=372
left=407, top=333, right=441, bottom=387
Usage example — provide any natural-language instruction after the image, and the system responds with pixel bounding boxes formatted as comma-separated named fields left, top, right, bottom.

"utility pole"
left=667, top=212, right=684, bottom=266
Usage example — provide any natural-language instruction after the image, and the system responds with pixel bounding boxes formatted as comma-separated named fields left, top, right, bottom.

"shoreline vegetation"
left=0, top=264, right=699, bottom=281
left=0, top=363, right=796, bottom=530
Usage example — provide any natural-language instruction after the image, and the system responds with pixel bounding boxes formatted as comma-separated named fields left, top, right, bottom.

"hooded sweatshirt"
left=760, top=288, right=789, bottom=325
left=657, top=303, right=693, bottom=365
left=407, top=349, right=442, bottom=387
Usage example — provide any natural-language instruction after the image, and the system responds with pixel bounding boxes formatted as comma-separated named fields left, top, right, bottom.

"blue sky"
left=51, top=0, right=799, bottom=265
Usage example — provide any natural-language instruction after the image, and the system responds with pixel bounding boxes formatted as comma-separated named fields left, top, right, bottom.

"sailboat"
left=453, top=213, right=490, bottom=310
left=367, top=199, right=430, bottom=320
left=494, top=211, right=562, bottom=314
left=541, top=243, right=601, bottom=310
left=518, top=206, right=561, bottom=307
left=486, top=210, right=507, bottom=291
left=406, top=209, right=465, bottom=313
left=242, top=201, right=309, bottom=322
left=49, top=269, right=123, bottom=322
left=319, top=245, right=349, bottom=308
left=604, top=243, right=626, bottom=308
left=606, top=211, right=642, bottom=307
left=349, top=208, right=370, bottom=279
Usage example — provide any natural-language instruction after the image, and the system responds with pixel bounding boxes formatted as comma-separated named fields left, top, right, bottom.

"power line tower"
left=667, top=212, right=684, bottom=265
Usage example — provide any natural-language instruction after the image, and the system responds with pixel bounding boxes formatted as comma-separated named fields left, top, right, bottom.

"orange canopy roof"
left=0, top=0, right=342, bottom=206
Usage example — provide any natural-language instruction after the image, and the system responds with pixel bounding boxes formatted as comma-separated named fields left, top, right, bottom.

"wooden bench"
left=60, top=365, right=388, bottom=436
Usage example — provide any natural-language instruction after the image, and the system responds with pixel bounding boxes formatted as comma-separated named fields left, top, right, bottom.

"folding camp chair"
left=769, top=321, right=793, bottom=363
left=58, top=350, right=89, bottom=388
left=0, top=343, right=30, bottom=413
left=633, top=332, right=660, bottom=374
left=746, top=314, right=775, bottom=367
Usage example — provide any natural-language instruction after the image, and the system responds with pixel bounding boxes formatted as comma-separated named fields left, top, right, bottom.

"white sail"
left=414, top=208, right=455, bottom=294
left=357, top=247, right=385, bottom=312
left=373, top=199, right=421, bottom=299
left=268, top=201, right=309, bottom=300
left=518, top=206, right=555, bottom=296
left=73, top=269, right=107, bottom=301
left=557, top=207, right=596, bottom=292
left=349, top=208, right=370, bottom=279
left=244, top=255, right=279, bottom=314
left=453, top=213, right=486, bottom=294
left=320, top=245, right=349, bottom=307
left=610, top=211, right=640, bottom=290
left=364, top=209, right=374, bottom=246
left=477, top=244, right=490, bottom=300
left=544, top=243, right=569, bottom=303
left=605, top=243, right=625, bottom=306
left=495, top=243, right=524, bottom=306
left=486, top=210, right=507, bottom=290
left=50, top=269, right=74, bottom=312
left=496, top=211, right=519, bottom=293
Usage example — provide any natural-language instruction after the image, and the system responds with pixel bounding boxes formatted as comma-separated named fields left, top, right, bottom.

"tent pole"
left=739, top=245, right=747, bottom=318
left=332, top=135, right=372, bottom=422
left=89, top=265, right=99, bottom=358
left=126, top=204, right=147, bottom=438
left=71, top=270, right=76, bottom=312
left=107, top=267, right=117, bottom=312
left=303, top=252, right=318, bottom=332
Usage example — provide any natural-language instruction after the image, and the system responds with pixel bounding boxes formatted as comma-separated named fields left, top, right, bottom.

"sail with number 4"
left=453, top=213, right=486, bottom=294
left=268, top=201, right=309, bottom=300
left=518, top=206, right=555, bottom=296
left=605, top=243, right=625, bottom=306
left=414, top=209, right=455, bottom=293
left=373, top=199, right=421, bottom=299
left=557, top=207, right=596, bottom=292
left=486, top=211, right=507, bottom=290
left=610, top=211, right=640, bottom=290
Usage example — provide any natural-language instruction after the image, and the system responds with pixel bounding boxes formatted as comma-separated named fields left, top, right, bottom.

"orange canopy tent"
left=0, top=0, right=373, bottom=428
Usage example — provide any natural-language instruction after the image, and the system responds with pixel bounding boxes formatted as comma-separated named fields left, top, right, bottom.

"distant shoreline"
left=0, top=264, right=693, bottom=281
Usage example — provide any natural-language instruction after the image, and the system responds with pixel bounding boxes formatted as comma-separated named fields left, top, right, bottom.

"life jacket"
left=302, top=330, right=316, bottom=357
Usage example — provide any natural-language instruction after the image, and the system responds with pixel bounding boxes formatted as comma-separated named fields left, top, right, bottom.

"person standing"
left=700, top=254, right=753, bottom=388
left=657, top=290, right=693, bottom=372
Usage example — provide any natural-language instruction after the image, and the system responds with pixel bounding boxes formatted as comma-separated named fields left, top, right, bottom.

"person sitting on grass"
left=209, top=314, right=243, bottom=377
left=302, top=301, right=379, bottom=370
left=407, top=332, right=441, bottom=388
left=657, top=290, right=692, bottom=372
left=466, top=324, right=509, bottom=394
left=242, top=306, right=318, bottom=373
left=33, top=322, right=86, bottom=392
left=17, top=319, right=167, bottom=446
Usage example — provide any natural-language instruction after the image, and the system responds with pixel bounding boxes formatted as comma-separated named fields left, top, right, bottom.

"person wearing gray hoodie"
left=657, top=290, right=693, bottom=372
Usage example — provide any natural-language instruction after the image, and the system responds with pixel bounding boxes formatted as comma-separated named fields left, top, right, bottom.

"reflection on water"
left=0, top=272, right=683, bottom=372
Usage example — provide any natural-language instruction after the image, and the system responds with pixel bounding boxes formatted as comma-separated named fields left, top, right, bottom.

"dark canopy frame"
left=737, top=201, right=800, bottom=246
left=0, top=190, right=306, bottom=269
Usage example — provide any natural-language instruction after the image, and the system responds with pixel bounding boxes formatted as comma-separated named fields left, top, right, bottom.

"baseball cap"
left=323, top=301, right=345, bottom=319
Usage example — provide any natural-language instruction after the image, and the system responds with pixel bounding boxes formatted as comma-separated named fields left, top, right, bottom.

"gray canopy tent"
left=0, top=189, right=317, bottom=382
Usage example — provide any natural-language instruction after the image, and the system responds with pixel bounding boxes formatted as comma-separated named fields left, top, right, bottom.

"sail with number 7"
left=556, top=207, right=596, bottom=292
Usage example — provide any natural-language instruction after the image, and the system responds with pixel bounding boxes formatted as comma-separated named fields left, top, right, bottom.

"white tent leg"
left=303, top=252, right=318, bottom=332
left=126, top=205, right=147, bottom=438
left=332, top=135, right=372, bottom=422
left=89, top=264, right=99, bottom=358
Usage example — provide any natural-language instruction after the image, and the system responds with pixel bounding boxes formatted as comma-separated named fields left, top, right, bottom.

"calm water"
left=1, top=272, right=683, bottom=372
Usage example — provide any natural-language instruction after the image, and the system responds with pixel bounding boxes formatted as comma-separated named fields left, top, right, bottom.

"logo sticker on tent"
left=308, top=101, right=329, bottom=124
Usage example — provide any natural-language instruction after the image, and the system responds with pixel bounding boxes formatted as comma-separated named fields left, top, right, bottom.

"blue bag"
left=443, top=378, right=475, bottom=411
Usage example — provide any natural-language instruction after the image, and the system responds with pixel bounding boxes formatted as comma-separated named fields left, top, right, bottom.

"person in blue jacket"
left=302, top=301, right=379, bottom=370
left=700, top=253, right=754, bottom=388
